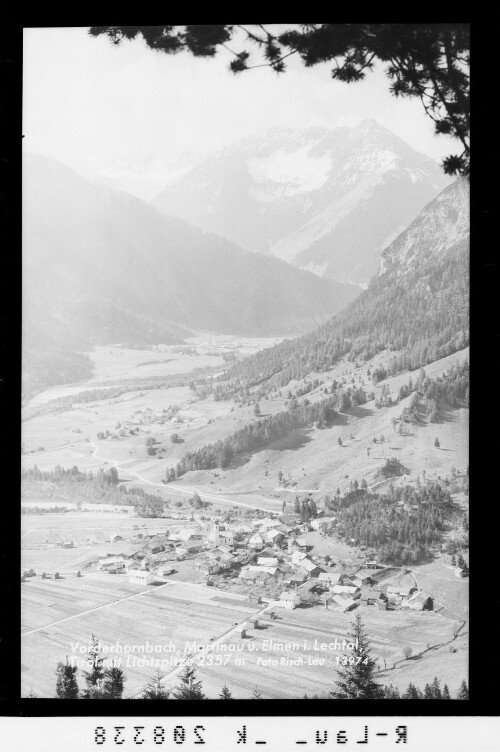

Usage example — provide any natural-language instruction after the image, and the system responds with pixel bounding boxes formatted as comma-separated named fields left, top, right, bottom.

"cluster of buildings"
left=91, top=512, right=434, bottom=614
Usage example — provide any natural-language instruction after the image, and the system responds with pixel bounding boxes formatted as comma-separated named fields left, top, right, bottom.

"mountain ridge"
left=151, top=120, right=450, bottom=285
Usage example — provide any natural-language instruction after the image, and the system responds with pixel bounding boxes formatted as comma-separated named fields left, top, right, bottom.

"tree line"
left=166, top=385, right=367, bottom=478
left=216, top=245, right=468, bottom=401
left=22, top=464, right=161, bottom=509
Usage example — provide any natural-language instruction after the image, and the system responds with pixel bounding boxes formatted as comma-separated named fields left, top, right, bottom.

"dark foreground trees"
left=331, top=613, right=384, bottom=699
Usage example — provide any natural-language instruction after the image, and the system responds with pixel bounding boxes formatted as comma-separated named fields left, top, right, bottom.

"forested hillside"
left=219, top=180, right=469, bottom=399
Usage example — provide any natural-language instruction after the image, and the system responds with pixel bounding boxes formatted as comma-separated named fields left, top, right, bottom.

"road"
left=89, top=442, right=280, bottom=514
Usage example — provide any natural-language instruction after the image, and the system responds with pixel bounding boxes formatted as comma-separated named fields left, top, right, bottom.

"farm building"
left=331, top=584, right=360, bottom=597
left=331, top=594, right=357, bottom=612
left=109, top=533, right=124, bottom=542
left=299, top=558, right=324, bottom=578
left=98, top=557, right=126, bottom=572
left=405, top=592, right=434, bottom=611
left=288, top=537, right=309, bottom=553
left=128, top=568, right=156, bottom=586
left=351, top=569, right=376, bottom=587
left=284, top=572, right=307, bottom=587
left=266, top=529, right=285, bottom=545
left=277, top=590, right=301, bottom=610
left=176, top=541, right=203, bottom=557
left=360, top=588, right=388, bottom=606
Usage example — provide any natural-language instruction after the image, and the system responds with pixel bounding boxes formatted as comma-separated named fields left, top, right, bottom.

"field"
left=21, top=572, right=466, bottom=699
left=21, top=339, right=469, bottom=699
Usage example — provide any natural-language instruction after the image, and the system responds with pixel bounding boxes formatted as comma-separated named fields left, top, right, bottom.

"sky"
left=23, top=26, right=456, bottom=177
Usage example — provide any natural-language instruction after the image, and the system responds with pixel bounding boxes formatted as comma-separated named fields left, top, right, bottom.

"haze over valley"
left=22, top=25, right=469, bottom=702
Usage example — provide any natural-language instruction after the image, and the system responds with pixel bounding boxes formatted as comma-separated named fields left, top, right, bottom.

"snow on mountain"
left=151, top=120, right=450, bottom=286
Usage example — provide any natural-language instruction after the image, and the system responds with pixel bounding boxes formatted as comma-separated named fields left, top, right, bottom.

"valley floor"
left=21, top=339, right=469, bottom=698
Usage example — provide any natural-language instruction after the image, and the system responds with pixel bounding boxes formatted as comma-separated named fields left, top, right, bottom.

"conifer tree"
left=81, top=635, right=105, bottom=699
left=430, top=676, right=442, bottom=699
left=434, top=437, right=440, bottom=448
left=442, top=684, right=451, bottom=699
left=103, top=664, right=126, bottom=699
left=142, top=669, right=170, bottom=699
left=331, top=614, right=383, bottom=698
left=219, top=684, right=232, bottom=699
left=252, top=687, right=263, bottom=699
left=457, top=680, right=469, bottom=699
left=173, top=665, right=206, bottom=699
left=55, top=660, right=79, bottom=699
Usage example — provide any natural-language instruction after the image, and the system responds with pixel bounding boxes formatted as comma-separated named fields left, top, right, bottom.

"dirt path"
left=126, top=598, right=272, bottom=698
left=89, top=442, right=280, bottom=514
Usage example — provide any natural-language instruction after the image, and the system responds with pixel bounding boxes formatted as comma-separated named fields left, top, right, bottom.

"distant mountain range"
left=151, top=120, right=450, bottom=285
left=23, top=154, right=359, bottom=352
left=222, top=177, right=470, bottom=397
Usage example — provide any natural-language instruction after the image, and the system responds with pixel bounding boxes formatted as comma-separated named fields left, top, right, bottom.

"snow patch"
left=248, top=147, right=332, bottom=197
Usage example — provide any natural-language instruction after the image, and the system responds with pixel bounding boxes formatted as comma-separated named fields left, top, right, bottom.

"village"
left=22, top=502, right=441, bottom=618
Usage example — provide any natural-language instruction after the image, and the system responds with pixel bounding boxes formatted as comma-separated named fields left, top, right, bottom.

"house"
left=405, top=592, right=434, bottom=611
left=277, top=590, right=301, bottom=610
left=129, top=568, right=156, bottom=585
left=299, top=558, right=324, bottom=578
left=291, top=550, right=308, bottom=566
left=331, top=593, right=357, bottom=611
left=352, top=569, right=376, bottom=587
left=176, top=541, right=203, bottom=557
left=361, top=587, right=379, bottom=604
left=288, top=537, right=309, bottom=554
left=63, top=541, right=75, bottom=549
left=249, top=533, right=265, bottom=550
left=266, top=529, right=285, bottom=545
left=318, top=572, right=343, bottom=588
left=257, top=557, right=278, bottom=567
left=110, top=533, right=124, bottom=542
